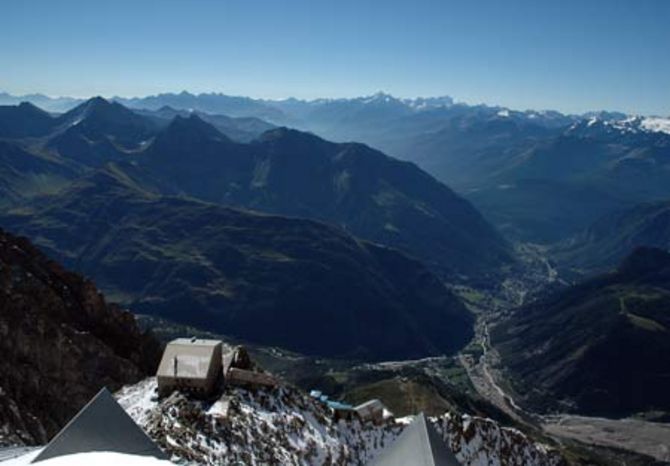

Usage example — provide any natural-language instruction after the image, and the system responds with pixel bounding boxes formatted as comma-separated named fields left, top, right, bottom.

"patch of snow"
left=0, top=448, right=41, bottom=465
left=207, top=398, right=230, bottom=418
left=1, top=451, right=173, bottom=466
left=394, top=415, right=414, bottom=425
left=69, top=117, right=83, bottom=127
left=116, top=377, right=159, bottom=426
left=640, top=116, right=670, bottom=135
left=497, top=109, right=510, bottom=118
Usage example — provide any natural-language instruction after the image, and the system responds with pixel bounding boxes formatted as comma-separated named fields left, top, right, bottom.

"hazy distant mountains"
left=493, top=247, right=670, bottom=417
left=135, top=106, right=275, bottom=142
left=6, top=90, right=668, bottom=245
left=0, top=91, right=82, bottom=113
left=2, top=89, right=669, bottom=260
left=554, top=200, right=670, bottom=275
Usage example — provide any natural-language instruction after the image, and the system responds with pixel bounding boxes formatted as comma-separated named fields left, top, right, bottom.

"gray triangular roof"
left=32, top=387, right=165, bottom=463
left=368, top=413, right=460, bottom=466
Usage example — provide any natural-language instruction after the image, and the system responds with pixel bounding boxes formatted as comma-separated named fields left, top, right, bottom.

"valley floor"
left=542, top=415, right=670, bottom=463
left=462, top=304, right=670, bottom=463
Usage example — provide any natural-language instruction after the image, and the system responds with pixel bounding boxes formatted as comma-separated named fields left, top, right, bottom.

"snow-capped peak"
left=640, top=116, right=670, bottom=135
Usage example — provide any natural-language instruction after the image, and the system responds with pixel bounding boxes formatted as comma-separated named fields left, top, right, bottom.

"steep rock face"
left=0, top=229, right=161, bottom=446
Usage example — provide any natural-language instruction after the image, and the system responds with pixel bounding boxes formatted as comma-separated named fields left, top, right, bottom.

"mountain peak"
left=14, top=101, right=51, bottom=117
left=256, top=126, right=329, bottom=147
left=62, top=96, right=119, bottom=122
left=362, top=91, right=400, bottom=104
left=17, top=101, right=41, bottom=110
left=160, top=113, right=227, bottom=142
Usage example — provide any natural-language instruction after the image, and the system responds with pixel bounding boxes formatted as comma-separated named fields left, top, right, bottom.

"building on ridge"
left=156, top=338, right=223, bottom=397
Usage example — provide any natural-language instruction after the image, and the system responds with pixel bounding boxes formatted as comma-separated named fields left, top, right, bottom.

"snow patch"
left=1, top=451, right=173, bottom=466
left=640, top=116, right=670, bottom=135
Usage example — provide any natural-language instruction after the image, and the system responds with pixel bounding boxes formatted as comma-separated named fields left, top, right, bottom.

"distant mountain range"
left=493, top=247, right=670, bottom=417
left=4, top=90, right=667, bottom=245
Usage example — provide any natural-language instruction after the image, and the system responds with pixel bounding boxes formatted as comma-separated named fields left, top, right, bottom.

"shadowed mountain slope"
left=492, top=247, right=670, bottom=416
left=139, top=117, right=513, bottom=280
left=0, top=169, right=475, bottom=360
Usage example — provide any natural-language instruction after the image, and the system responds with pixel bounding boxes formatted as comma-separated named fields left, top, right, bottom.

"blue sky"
left=1, top=0, right=668, bottom=114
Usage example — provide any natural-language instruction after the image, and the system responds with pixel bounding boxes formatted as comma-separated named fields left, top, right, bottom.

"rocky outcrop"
left=118, top=378, right=565, bottom=466
left=436, top=413, right=564, bottom=466
left=0, top=228, right=162, bottom=446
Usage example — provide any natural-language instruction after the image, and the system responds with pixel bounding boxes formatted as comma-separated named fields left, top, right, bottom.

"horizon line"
left=1, top=89, right=667, bottom=118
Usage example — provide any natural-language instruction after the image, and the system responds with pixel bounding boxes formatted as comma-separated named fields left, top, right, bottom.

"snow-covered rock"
left=117, top=378, right=564, bottom=466
left=435, top=413, right=563, bottom=466
left=640, top=116, right=670, bottom=135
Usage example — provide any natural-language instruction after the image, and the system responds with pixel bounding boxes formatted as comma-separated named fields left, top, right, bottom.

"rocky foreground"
left=118, top=378, right=564, bottom=466
left=0, top=229, right=161, bottom=446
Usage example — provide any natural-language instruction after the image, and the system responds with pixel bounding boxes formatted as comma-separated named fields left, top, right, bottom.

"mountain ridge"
left=0, top=167, right=475, bottom=360
left=492, top=247, right=670, bottom=417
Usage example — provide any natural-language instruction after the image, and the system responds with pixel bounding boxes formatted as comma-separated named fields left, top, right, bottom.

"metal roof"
left=31, top=388, right=165, bottom=463
left=355, top=399, right=384, bottom=411
left=156, top=339, right=221, bottom=379
left=326, top=400, right=354, bottom=411
left=171, top=338, right=221, bottom=347
left=367, top=413, right=460, bottom=466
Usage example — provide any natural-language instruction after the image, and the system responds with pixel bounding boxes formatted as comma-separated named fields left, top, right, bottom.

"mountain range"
left=0, top=96, right=514, bottom=281
left=0, top=96, right=504, bottom=360
left=1, top=89, right=670, bottom=463
left=7, top=90, right=668, bottom=245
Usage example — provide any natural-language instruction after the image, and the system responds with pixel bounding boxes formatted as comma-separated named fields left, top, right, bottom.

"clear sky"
left=1, top=0, right=668, bottom=114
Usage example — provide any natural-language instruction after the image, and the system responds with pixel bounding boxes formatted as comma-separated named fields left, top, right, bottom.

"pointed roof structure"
left=32, top=387, right=165, bottom=463
left=368, top=413, right=460, bottom=466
